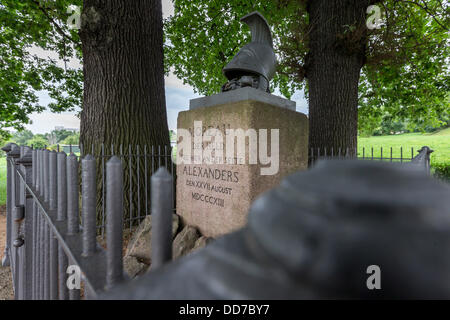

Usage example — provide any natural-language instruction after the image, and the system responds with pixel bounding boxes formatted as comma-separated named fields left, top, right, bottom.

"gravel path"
left=0, top=266, right=13, bottom=300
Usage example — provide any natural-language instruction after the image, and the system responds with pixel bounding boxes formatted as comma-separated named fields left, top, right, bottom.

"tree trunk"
left=79, top=0, right=170, bottom=224
left=80, top=0, right=169, bottom=149
left=307, top=0, right=370, bottom=159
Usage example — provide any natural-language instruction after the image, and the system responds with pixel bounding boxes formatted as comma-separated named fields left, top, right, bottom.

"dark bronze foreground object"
left=103, top=160, right=450, bottom=299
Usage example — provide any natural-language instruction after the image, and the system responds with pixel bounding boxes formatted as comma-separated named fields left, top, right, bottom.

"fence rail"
left=89, top=144, right=175, bottom=237
left=1, top=143, right=434, bottom=300
left=33, top=144, right=176, bottom=236
left=309, top=146, right=433, bottom=170
left=1, top=143, right=175, bottom=299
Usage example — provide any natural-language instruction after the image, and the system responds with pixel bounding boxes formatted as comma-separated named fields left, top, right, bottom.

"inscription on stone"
left=177, top=98, right=308, bottom=237
left=183, top=165, right=239, bottom=208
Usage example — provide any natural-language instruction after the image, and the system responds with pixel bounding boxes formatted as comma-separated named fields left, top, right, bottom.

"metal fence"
left=79, top=144, right=175, bottom=237
left=1, top=143, right=175, bottom=299
left=101, top=152, right=449, bottom=300
left=35, top=144, right=176, bottom=237
left=1, top=142, right=434, bottom=300
left=309, top=146, right=433, bottom=170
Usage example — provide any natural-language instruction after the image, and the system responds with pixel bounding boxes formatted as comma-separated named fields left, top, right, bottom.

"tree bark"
left=79, top=0, right=169, bottom=149
left=79, top=0, right=170, bottom=223
left=306, top=0, right=370, bottom=158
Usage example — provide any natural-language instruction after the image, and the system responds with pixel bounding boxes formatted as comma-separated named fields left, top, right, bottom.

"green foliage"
left=0, top=0, right=83, bottom=135
left=53, top=129, right=73, bottom=143
left=432, top=162, right=450, bottom=182
left=0, top=157, right=6, bottom=206
left=165, top=0, right=449, bottom=128
left=358, top=0, right=450, bottom=132
left=0, top=134, right=7, bottom=147
left=7, top=128, right=80, bottom=149
left=27, top=134, right=48, bottom=149
left=0, top=134, right=7, bottom=157
left=1, top=0, right=449, bottom=142
left=61, top=132, right=79, bottom=145
left=164, top=0, right=307, bottom=98
left=45, top=128, right=73, bottom=144
left=169, top=130, right=177, bottom=141
left=372, top=117, right=408, bottom=136
left=8, top=129, right=34, bottom=145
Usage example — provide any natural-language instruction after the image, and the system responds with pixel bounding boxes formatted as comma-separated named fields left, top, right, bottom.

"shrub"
left=27, top=135, right=48, bottom=149
left=62, top=133, right=80, bottom=145
left=432, top=162, right=450, bottom=182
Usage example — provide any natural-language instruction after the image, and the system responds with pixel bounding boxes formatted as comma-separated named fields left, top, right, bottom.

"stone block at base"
left=177, top=98, right=308, bottom=238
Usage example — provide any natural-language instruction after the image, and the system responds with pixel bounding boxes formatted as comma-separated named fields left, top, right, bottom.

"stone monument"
left=176, top=12, right=308, bottom=238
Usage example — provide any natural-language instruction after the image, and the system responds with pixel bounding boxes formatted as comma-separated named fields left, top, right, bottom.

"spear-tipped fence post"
left=48, top=151, right=58, bottom=299
left=57, top=152, right=67, bottom=221
left=31, top=149, right=37, bottom=298
left=106, top=156, right=124, bottom=289
left=57, top=152, right=69, bottom=300
left=39, top=215, right=44, bottom=299
left=67, top=154, right=79, bottom=235
left=49, top=151, right=57, bottom=210
left=66, top=153, right=80, bottom=300
left=82, top=155, right=97, bottom=257
left=151, top=167, right=173, bottom=270
left=43, top=150, right=50, bottom=203
left=42, top=150, right=50, bottom=300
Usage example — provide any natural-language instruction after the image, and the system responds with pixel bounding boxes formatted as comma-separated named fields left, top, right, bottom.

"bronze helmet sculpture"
left=222, top=11, right=277, bottom=93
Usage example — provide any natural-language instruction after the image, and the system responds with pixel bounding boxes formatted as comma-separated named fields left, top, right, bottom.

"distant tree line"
left=4, top=129, right=80, bottom=150
left=1, top=128, right=173, bottom=156
left=359, top=107, right=450, bottom=137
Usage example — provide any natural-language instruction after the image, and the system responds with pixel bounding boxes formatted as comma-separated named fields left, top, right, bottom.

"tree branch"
left=395, top=0, right=449, bottom=31
left=31, top=0, right=80, bottom=45
left=380, top=1, right=391, bottom=43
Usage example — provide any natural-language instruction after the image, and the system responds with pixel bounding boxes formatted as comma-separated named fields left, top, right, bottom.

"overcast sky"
left=25, top=0, right=308, bottom=134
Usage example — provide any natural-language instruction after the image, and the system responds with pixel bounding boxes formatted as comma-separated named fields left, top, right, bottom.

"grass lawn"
left=0, top=157, right=6, bottom=206
left=358, top=127, right=450, bottom=164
